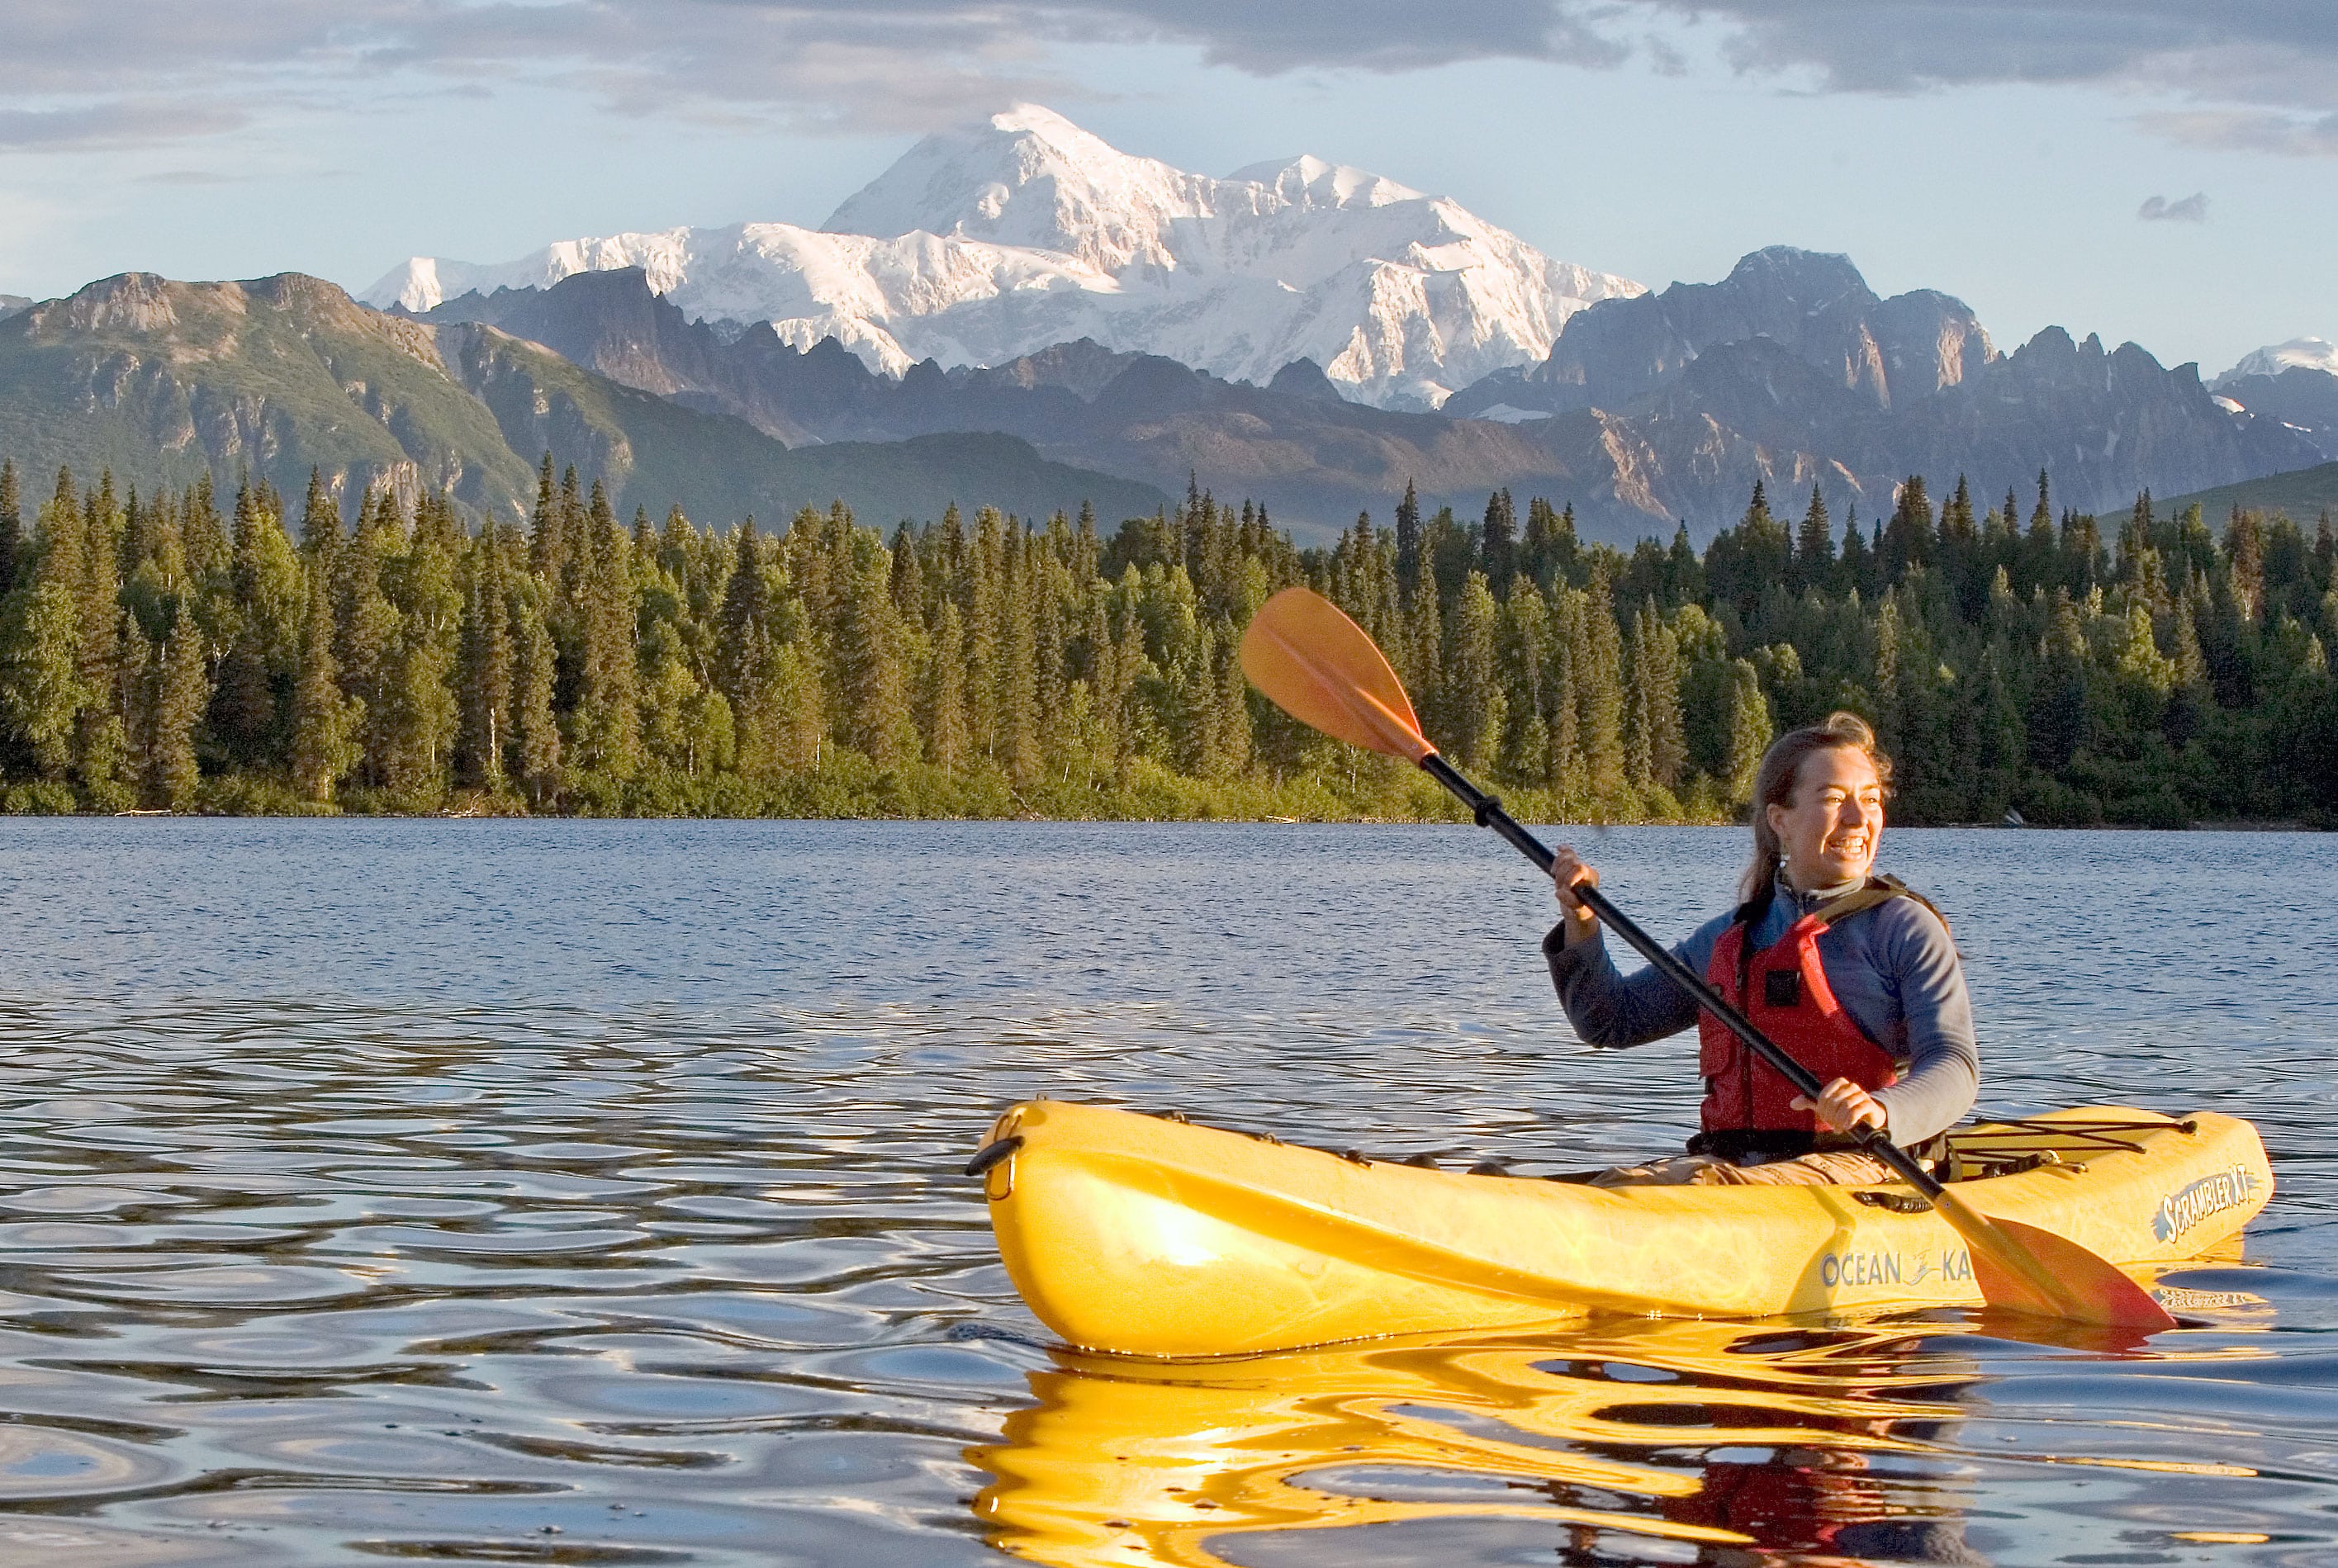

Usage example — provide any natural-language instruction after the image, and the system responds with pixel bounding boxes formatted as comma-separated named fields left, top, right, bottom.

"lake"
left=0, top=819, right=2329, bottom=1566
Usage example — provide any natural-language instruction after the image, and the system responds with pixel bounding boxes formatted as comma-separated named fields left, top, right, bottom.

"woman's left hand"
left=1792, top=1078, right=1887, bottom=1135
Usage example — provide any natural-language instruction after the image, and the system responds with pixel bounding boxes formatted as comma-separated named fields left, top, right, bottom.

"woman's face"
left=1767, top=746, right=1884, bottom=891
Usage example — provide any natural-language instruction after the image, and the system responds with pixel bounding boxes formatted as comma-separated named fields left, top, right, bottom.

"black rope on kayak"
left=965, top=1136, right=1022, bottom=1178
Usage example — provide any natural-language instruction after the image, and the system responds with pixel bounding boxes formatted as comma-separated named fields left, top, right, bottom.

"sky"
left=5, top=1, right=2338, bottom=377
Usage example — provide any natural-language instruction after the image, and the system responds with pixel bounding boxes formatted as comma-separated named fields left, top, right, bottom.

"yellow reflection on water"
left=970, top=1318, right=1995, bottom=1568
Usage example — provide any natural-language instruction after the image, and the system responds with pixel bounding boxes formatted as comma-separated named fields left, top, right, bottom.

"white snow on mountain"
left=363, top=105, right=1640, bottom=408
left=2217, top=336, right=2338, bottom=386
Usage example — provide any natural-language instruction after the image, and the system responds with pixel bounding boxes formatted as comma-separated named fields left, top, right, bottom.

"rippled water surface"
left=0, top=820, right=2330, bottom=1567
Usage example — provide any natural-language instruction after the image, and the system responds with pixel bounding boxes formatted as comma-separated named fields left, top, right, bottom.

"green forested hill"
left=0, top=273, right=1163, bottom=530
left=2160, top=462, right=2338, bottom=529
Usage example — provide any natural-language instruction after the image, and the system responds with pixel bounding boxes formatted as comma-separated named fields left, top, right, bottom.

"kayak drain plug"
left=965, top=1136, right=1024, bottom=1178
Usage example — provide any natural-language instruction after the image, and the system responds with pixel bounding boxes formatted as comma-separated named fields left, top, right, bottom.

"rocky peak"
left=36, top=272, right=187, bottom=338
left=960, top=338, right=1143, bottom=401
left=1464, top=246, right=1991, bottom=418
left=1266, top=358, right=1347, bottom=402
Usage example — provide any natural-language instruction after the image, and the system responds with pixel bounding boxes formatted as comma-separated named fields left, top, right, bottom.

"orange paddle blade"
left=1933, top=1188, right=2178, bottom=1333
left=1240, top=588, right=1434, bottom=763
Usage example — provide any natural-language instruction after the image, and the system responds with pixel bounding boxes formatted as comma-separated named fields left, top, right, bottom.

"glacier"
left=362, top=105, right=1639, bottom=410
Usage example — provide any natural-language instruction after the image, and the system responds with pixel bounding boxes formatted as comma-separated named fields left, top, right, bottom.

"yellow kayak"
left=972, top=1101, right=2270, bottom=1356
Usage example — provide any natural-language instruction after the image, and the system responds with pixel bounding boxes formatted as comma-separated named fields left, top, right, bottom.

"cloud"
left=2142, top=107, right=2338, bottom=155
left=1, top=1, right=2337, bottom=149
left=0, top=98, right=249, bottom=152
left=2136, top=192, right=2208, bottom=222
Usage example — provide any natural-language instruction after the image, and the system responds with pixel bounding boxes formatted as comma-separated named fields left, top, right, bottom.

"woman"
left=1547, top=712, right=1976, bottom=1186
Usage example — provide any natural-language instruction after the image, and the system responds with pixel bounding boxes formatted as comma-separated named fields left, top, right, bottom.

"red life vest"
left=1697, top=879, right=1928, bottom=1139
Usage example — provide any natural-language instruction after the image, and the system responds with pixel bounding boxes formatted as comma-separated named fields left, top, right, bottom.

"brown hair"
left=1738, top=712, right=1895, bottom=902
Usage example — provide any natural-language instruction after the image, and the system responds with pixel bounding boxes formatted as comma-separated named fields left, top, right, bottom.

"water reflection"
left=975, top=1308, right=2319, bottom=1568
left=973, top=1321, right=1983, bottom=1566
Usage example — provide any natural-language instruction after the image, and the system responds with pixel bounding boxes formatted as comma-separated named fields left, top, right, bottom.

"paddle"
left=1240, top=585, right=2178, bottom=1334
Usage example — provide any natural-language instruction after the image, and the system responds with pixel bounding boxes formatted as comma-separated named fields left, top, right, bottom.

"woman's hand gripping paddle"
left=1240, top=585, right=2178, bottom=1334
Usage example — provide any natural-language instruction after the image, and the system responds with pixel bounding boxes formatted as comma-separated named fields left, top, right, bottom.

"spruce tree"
left=298, top=469, right=342, bottom=559
left=997, top=525, right=1040, bottom=785
left=2225, top=508, right=2265, bottom=623
left=714, top=519, right=771, bottom=705
left=837, top=543, right=908, bottom=766
left=570, top=490, right=641, bottom=781
left=289, top=563, right=353, bottom=803
left=529, top=453, right=562, bottom=585
left=1481, top=490, right=1515, bottom=590
left=1720, top=657, right=1771, bottom=806
left=1793, top=484, right=1833, bottom=595
left=1881, top=476, right=1935, bottom=580
left=1574, top=569, right=1628, bottom=812
left=1394, top=480, right=1422, bottom=599
left=1440, top=571, right=1505, bottom=770
left=919, top=599, right=970, bottom=771
left=1542, top=586, right=1582, bottom=796
left=1521, top=495, right=1577, bottom=590
left=335, top=488, right=401, bottom=787
left=513, top=599, right=562, bottom=806
left=182, top=474, right=230, bottom=585
left=1623, top=599, right=1686, bottom=793
left=457, top=520, right=515, bottom=790
left=889, top=521, right=924, bottom=621
left=1402, top=572, right=1442, bottom=701
left=1970, top=642, right=2024, bottom=817
left=963, top=516, right=1005, bottom=765
left=379, top=491, right=460, bottom=797
left=1212, top=632, right=1252, bottom=778
left=213, top=476, right=301, bottom=768
left=1, top=477, right=88, bottom=779
left=2028, top=588, right=2089, bottom=770
left=1496, top=582, right=1550, bottom=785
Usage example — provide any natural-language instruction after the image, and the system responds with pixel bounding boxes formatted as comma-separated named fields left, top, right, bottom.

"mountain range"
left=407, top=265, right=1609, bottom=531
left=0, top=271, right=1163, bottom=526
left=404, top=246, right=2326, bottom=542
left=365, top=105, right=1640, bottom=411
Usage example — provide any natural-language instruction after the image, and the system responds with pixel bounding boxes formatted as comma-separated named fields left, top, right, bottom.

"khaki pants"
left=1591, top=1149, right=1897, bottom=1187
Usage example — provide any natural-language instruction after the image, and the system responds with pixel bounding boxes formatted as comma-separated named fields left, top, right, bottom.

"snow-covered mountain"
left=363, top=105, right=1639, bottom=409
left=2217, top=337, right=2338, bottom=386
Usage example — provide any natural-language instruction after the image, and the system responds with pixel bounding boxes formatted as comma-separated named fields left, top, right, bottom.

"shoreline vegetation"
left=0, top=455, right=2334, bottom=830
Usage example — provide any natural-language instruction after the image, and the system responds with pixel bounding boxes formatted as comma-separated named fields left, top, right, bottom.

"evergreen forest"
left=0, top=452, right=2334, bottom=828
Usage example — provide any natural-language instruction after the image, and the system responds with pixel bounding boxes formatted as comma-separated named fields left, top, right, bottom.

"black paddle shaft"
left=1416, top=752, right=1947, bottom=1200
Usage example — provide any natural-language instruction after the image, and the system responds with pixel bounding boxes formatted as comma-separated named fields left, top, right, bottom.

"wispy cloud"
left=0, top=98, right=249, bottom=152
left=2142, top=108, right=2338, bottom=155
left=2137, top=192, right=2208, bottom=222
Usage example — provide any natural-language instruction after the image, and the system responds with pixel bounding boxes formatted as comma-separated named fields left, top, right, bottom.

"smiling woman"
left=1546, top=711, right=1980, bottom=1187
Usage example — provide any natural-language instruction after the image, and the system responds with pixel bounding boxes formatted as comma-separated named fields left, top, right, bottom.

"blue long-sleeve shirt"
left=1543, top=876, right=1980, bottom=1145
